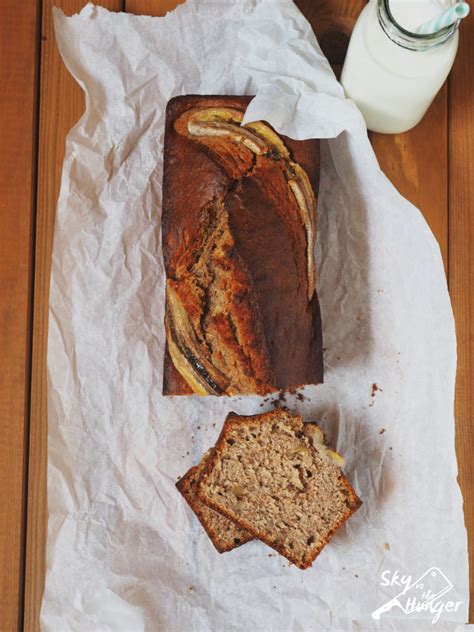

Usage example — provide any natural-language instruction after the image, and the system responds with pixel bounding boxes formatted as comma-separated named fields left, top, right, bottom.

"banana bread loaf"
left=162, top=95, right=323, bottom=396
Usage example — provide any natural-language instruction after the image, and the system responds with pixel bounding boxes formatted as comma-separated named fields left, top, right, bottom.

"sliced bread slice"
left=197, top=409, right=361, bottom=569
left=176, top=451, right=254, bottom=553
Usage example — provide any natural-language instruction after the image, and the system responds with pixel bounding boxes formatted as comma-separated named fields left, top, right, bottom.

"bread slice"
left=197, top=409, right=361, bottom=569
left=176, top=451, right=254, bottom=553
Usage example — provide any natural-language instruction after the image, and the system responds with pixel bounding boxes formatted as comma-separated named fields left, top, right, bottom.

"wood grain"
left=296, top=0, right=365, bottom=66
left=449, top=11, right=474, bottom=622
left=0, top=1, right=40, bottom=629
left=22, top=2, right=123, bottom=631
left=126, top=0, right=185, bottom=15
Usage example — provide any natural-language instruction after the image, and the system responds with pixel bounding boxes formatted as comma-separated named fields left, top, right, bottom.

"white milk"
left=341, top=0, right=459, bottom=133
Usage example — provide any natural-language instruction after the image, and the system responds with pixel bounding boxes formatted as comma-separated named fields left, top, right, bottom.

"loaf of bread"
left=197, top=409, right=361, bottom=569
left=162, top=95, right=323, bottom=396
left=176, top=450, right=254, bottom=553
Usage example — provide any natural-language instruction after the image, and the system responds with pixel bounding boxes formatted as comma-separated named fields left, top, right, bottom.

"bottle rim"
left=377, top=0, right=459, bottom=51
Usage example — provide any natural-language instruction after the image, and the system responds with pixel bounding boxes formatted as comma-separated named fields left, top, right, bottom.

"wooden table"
left=0, top=0, right=472, bottom=629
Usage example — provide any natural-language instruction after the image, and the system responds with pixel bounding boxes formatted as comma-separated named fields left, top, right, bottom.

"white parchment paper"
left=42, top=1, right=469, bottom=630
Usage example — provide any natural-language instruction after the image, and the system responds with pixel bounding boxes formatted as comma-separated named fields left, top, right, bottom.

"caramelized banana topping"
left=177, top=106, right=317, bottom=299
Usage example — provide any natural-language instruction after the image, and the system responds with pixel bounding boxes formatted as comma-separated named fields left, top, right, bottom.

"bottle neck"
left=377, top=0, right=459, bottom=51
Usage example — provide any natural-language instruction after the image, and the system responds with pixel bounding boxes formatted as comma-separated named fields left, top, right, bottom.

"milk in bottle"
left=341, top=0, right=460, bottom=133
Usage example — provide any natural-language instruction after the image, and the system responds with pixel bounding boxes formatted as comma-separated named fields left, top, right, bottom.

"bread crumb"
left=370, top=383, right=383, bottom=407
left=371, top=383, right=382, bottom=397
left=384, top=542, right=390, bottom=551
left=273, top=396, right=289, bottom=410
left=188, top=586, right=194, bottom=592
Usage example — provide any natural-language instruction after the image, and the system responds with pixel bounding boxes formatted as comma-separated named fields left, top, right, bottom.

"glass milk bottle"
left=341, top=0, right=460, bottom=133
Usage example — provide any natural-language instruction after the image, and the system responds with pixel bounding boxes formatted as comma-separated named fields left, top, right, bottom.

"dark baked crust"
left=162, top=95, right=323, bottom=395
left=196, top=410, right=361, bottom=569
left=176, top=453, right=254, bottom=553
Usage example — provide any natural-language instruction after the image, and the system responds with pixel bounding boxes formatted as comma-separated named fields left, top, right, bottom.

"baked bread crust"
left=196, top=410, right=361, bottom=569
left=162, top=95, right=323, bottom=396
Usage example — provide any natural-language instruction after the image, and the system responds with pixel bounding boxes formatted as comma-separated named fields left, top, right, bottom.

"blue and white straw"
left=415, top=2, right=470, bottom=34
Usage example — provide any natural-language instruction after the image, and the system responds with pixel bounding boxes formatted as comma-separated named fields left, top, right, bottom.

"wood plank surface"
left=449, top=9, right=474, bottom=623
left=296, top=0, right=366, bottom=66
left=23, top=2, right=123, bottom=631
left=19, top=0, right=473, bottom=629
left=126, top=0, right=185, bottom=15
left=0, top=1, right=40, bottom=629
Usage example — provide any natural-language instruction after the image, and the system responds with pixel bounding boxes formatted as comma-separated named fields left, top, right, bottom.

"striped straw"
left=415, top=2, right=470, bottom=34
